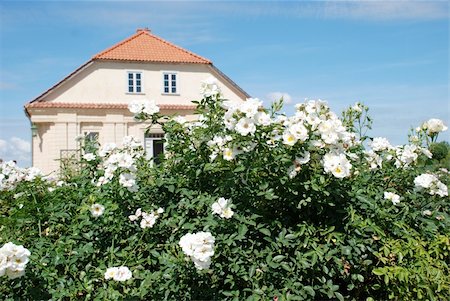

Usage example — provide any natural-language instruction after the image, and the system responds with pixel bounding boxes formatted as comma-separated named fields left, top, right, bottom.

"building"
left=24, top=28, right=249, bottom=174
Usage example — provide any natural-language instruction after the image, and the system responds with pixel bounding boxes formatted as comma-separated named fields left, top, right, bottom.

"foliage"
left=1, top=90, right=449, bottom=300
left=429, top=141, right=450, bottom=168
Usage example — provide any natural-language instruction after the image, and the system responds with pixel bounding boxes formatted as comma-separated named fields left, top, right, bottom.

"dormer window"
left=128, top=72, right=142, bottom=93
left=163, top=72, right=177, bottom=94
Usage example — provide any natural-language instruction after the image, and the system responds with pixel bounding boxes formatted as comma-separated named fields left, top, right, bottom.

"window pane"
left=128, top=86, right=133, bottom=93
left=128, top=73, right=133, bottom=79
left=171, top=74, right=176, bottom=80
left=86, top=132, right=99, bottom=142
left=164, top=87, right=169, bottom=93
left=171, top=81, right=176, bottom=87
left=136, top=86, right=141, bottom=93
left=136, top=79, right=141, bottom=85
left=129, top=79, right=133, bottom=86
left=153, top=140, right=164, bottom=164
left=164, top=80, right=169, bottom=87
left=171, top=87, right=176, bottom=93
left=136, top=73, right=141, bottom=79
left=164, top=74, right=169, bottom=80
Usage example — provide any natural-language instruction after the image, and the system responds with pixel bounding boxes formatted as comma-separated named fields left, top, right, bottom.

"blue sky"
left=0, top=0, right=448, bottom=167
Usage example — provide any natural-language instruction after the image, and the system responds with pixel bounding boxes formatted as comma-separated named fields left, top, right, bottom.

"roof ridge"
left=92, top=30, right=211, bottom=64
left=145, top=31, right=211, bottom=64
left=92, top=31, right=144, bottom=59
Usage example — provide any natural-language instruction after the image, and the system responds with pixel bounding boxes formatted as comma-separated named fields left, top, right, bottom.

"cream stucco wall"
left=30, top=107, right=199, bottom=174
left=29, top=61, right=247, bottom=175
left=31, top=108, right=200, bottom=173
left=43, top=61, right=245, bottom=105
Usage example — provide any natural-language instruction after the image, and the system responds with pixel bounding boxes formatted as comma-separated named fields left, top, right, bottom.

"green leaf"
left=259, top=228, right=271, bottom=236
left=223, top=291, right=234, bottom=297
left=303, top=286, right=315, bottom=297
left=335, top=292, right=344, bottom=301
left=285, top=234, right=296, bottom=240
left=249, top=265, right=256, bottom=278
left=234, top=165, right=245, bottom=173
left=373, top=268, right=385, bottom=276
left=341, top=246, right=351, bottom=256
left=238, top=224, right=248, bottom=239
left=259, top=183, right=269, bottom=190
left=273, top=255, right=286, bottom=262
left=281, top=263, right=291, bottom=271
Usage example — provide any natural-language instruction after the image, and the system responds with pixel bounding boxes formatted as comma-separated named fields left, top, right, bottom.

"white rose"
left=142, top=100, right=160, bottom=115
left=211, top=197, right=234, bottom=219
left=83, top=153, right=96, bottom=161
left=323, top=153, right=352, bottom=178
left=370, top=137, right=391, bottom=152
left=104, top=267, right=118, bottom=280
left=200, top=76, right=221, bottom=97
left=414, top=173, right=436, bottom=189
left=235, top=118, right=256, bottom=136
left=223, top=148, right=237, bottom=161
left=384, top=192, right=400, bottom=205
left=90, top=203, right=105, bottom=217
left=422, top=118, right=448, bottom=134
left=128, top=101, right=144, bottom=114
left=282, top=131, right=297, bottom=146
left=114, top=266, right=132, bottom=281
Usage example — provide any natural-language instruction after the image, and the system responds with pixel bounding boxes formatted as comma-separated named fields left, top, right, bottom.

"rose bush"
left=0, top=81, right=449, bottom=300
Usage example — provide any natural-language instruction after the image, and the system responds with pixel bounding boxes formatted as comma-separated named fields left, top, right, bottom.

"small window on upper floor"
left=163, top=72, right=177, bottom=94
left=128, top=72, right=142, bottom=93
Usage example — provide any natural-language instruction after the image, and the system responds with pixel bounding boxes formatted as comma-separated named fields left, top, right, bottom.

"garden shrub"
left=0, top=79, right=449, bottom=300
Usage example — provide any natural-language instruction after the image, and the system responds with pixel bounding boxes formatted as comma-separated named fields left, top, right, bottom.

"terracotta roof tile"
left=92, top=28, right=211, bottom=64
left=25, top=102, right=196, bottom=111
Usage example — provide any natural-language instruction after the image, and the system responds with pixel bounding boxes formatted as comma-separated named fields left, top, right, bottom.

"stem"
left=110, top=236, right=114, bottom=265
left=31, top=190, right=42, bottom=237
left=124, top=232, right=145, bottom=265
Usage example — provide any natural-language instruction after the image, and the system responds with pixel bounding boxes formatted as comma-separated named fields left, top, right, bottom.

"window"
left=128, top=72, right=142, bottom=93
left=83, top=131, right=99, bottom=149
left=163, top=72, right=177, bottom=94
left=85, top=131, right=99, bottom=142
left=144, top=133, right=164, bottom=164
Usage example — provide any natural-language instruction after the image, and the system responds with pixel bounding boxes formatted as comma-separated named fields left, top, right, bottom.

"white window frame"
left=144, top=133, right=165, bottom=162
left=127, top=71, right=143, bottom=94
left=162, top=71, right=178, bottom=95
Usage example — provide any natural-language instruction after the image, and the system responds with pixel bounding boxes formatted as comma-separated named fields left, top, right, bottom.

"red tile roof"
left=92, top=28, right=211, bottom=64
left=25, top=102, right=196, bottom=111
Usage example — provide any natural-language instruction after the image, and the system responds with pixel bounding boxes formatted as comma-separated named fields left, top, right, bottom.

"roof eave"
left=25, top=60, right=94, bottom=108
left=209, top=64, right=251, bottom=99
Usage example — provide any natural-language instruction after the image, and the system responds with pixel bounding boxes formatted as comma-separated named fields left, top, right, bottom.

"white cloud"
left=266, top=92, right=293, bottom=104
left=0, top=136, right=31, bottom=167
left=206, top=1, right=448, bottom=21
left=321, top=1, right=448, bottom=21
left=0, top=139, right=7, bottom=150
left=0, top=2, right=225, bottom=46
left=10, top=137, right=31, bottom=153
left=0, top=81, right=18, bottom=90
